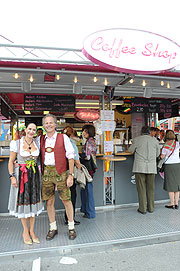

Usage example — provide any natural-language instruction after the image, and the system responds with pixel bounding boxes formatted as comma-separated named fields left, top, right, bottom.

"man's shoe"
left=69, top=229, right=76, bottom=240
left=46, top=229, right=58, bottom=241
left=74, top=220, right=80, bottom=225
left=175, top=205, right=179, bottom=210
left=137, top=209, right=146, bottom=215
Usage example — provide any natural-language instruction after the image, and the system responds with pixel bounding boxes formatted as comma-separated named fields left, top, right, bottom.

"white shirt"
left=10, top=137, right=39, bottom=158
left=44, top=131, right=74, bottom=166
left=161, top=141, right=180, bottom=164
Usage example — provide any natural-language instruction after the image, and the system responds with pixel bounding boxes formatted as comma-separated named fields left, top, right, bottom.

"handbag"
left=157, top=158, right=165, bottom=172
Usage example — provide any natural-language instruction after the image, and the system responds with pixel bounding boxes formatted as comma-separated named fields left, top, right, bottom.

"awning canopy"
left=0, top=43, right=180, bottom=117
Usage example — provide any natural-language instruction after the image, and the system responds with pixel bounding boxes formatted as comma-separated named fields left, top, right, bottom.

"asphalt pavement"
left=1, top=240, right=180, bottom=271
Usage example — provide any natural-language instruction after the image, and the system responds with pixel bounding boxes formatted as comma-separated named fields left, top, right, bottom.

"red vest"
left=40, top=133, right=68, bottom=175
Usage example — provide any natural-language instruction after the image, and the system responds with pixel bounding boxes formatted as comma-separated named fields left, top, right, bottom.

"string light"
left=167, top=82, right=170, bottom=88
left=56, top=74, right=60, bottom=80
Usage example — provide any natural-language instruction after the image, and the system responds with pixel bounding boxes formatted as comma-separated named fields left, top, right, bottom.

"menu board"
left=24, top=95, right=75, bottom=112
left=131, top=98, right=172, bottom=114
left=158, top=103, right=179, bottom=120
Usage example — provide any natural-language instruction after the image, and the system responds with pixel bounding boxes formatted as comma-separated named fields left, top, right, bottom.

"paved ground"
left=1, top=203, right=180, bottom=270
left=1, top=240, right=180, bottom=271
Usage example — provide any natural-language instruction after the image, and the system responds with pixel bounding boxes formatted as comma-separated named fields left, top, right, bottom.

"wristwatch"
left=69, top=173, right=74, bottom=177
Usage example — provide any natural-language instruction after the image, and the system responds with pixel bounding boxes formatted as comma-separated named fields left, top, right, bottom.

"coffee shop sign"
left=82, top=28, right=180, bottom=74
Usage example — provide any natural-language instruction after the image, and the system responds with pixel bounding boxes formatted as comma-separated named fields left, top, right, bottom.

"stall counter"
left=0, top=154, right=168, bottom=213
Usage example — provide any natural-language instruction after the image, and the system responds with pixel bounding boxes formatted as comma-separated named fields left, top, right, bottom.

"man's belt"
left=45, top=147, right=54, bottom=153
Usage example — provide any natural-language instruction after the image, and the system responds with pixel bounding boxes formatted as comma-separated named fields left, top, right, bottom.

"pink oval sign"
left=82, top=28, right=180, bottom=74
left=75, top=110, right=99, bottom=121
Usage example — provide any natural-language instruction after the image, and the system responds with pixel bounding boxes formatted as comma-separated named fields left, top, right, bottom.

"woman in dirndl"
left=160, top=129, right=180, bottom=209
left=8, top=123, right=44, bottom=245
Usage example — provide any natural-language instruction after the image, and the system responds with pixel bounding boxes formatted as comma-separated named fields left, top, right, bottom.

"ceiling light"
left=29, top=75, right=34, bottom=82
left=43, top=111, right=50, bottom=115
left=104, top=78, right=108, bottom=86
left=14, top=73, right=19, bottom=79
left=129, top=79, right=134, bottom=84
left=142, top=80, right=147, bottom=87
left=56, top=75, right=61, bottom=80
left=24, top=111, right=31, bottom=114
left=93, top=76, right=98, bottom=83
left=160, top=81, right=164, bottom=86
left=74, top=76, right=78, bottom=83
left=167, top=82, right=170, bottom=88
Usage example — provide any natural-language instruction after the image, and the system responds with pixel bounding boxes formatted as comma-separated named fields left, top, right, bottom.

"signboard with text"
left=131, top=98, right=172, bottom=114
left=24, top=95, right=75, bottom=112
left=82, top=28, right=180, bottom=74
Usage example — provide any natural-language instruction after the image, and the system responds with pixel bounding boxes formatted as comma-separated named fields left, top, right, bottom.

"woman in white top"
left=161, top=130, right=180, bottom=209
left=8, top=123, right=44, bottom=245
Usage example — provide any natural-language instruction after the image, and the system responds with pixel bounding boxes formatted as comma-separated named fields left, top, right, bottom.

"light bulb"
left=129, top=79, right=134, bottom=84
left=74, top=76, right=78, bottom=83
left=56, top=75, right=60, bottom=80
left=160, top=81, right=164, bottom=86
left=14, top=73, right=19, bottom=79
left=93, top=76, right=98, bottom=83
left=142, top=80, right=146, bottom=87
left=29, top=75, right=34, bottom=82
left=167, top=82, right=170, bottom=88
left=104, top=78, right=108, bottom=86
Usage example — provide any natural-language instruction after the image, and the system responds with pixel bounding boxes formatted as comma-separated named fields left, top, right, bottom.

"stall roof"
left=0, top=43, right=180, bottom=117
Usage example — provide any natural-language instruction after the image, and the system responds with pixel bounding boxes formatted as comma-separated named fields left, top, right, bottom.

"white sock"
left=68, top=221, right=74, bottom=230
left=50, top=221, right=57, bottom=231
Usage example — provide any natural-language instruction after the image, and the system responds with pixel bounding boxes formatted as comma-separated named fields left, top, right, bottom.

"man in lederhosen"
left=40, top=114, right=76, bottom=240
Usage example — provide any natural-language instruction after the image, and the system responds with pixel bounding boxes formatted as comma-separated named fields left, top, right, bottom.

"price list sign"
left=131, top=98, right=172, bottom=114
left=24, top=95, right=75, bottom=112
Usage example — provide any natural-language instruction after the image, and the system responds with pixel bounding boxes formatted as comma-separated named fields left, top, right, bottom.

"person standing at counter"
left=160, top=130, right=180, bottom=209
left=62, top=126, right=81, bottom=225
left=8, top=123, right=44, bottom=245
left=80, top=124, right=97, bottom=219
left=40, top=114, right=76, bottom=240
left=128, top=126, right=160, bottom=214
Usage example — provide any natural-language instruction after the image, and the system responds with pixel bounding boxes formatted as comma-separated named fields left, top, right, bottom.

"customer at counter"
left=8, top=123, right=44, bottom=245
left=128, top=126, right=160, bottom=214
left=160, top=130, right=180, bottom=209
left=80, top=124, right=97, bottom=219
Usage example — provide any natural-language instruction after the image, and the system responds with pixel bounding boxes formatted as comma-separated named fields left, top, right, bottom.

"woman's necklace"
left=24, top=138, right=33, bottom=151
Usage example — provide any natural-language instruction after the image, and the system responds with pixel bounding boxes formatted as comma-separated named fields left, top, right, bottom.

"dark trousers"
left=135, top=173, right=155, bottom=213
left=64, top=181, right=77, bottom=223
